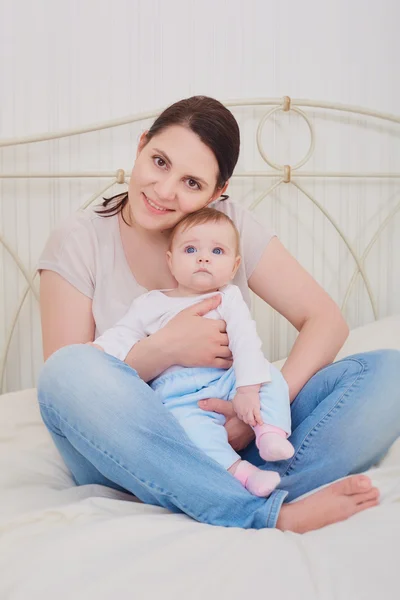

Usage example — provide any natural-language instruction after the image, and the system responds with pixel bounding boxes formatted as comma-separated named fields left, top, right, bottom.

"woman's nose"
left=154, top=175, right=177, bottom=201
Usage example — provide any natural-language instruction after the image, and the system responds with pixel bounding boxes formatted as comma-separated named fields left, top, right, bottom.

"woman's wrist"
left=153, top=326, right=179, bottom=367
left=125, top=329, right=175, bottom=382
left=157, top=322, right=182, bottom=365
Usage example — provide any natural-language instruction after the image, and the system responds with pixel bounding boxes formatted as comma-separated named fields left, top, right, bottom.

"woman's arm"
left=40, top=271, right=95, bottom=360
left=40, top=271, right=176, bottom=380
left=248, top=238, right=349, bottom=402
left=40, top=273, right=232, bottom=383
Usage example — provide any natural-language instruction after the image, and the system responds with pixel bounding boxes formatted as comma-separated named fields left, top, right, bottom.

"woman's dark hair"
left=97, top=96, right=240, bottom=222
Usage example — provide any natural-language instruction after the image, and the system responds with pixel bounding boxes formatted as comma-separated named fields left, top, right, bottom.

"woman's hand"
left=160, top=295, right=233, bottom=369
left=198, top=398, right=255, bottom=451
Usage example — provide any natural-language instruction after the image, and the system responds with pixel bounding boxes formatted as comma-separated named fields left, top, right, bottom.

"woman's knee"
left=38, top=344, right=105, bottom=399
left=37, top=343, right=165, bottom=428
left=38, top=344, right=139, bottom=410
left=347, top=349, right=400, bottom=384
left=370, top=348, right=400, bottom=374
left=365, top=349, right=400, bottom=411
left=343, top=349, right=400, bottom=429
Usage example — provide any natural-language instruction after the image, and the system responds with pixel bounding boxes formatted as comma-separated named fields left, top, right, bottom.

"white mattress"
left=1, top=315, right=400, bottom=600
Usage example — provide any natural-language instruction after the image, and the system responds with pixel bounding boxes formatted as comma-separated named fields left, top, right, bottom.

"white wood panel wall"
left=1, top=0, right=399, bottom=392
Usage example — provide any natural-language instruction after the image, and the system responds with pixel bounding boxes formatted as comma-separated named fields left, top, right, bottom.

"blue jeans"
left=37, top=345, right=400, bottom=529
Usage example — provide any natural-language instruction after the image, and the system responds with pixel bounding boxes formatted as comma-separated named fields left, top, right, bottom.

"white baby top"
left=38, top=198, right=275, bottom=337
left=94, top=284, right=271, bottom=388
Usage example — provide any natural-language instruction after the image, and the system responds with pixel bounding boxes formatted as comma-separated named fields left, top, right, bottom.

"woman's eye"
left=186, top=178, right=200, bottom=190
left=154, top=156, right=167, bottom=168
left=185, top=246, right=196, bottom=254
left=212, top=247, right=223, bottom=255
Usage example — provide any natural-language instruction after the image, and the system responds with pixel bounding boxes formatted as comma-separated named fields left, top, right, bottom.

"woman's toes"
left=354, top=487, right=380, bottom=505
left=334, top=475, right=372, bottom=496
left=354, top=498, right=380, bottom=514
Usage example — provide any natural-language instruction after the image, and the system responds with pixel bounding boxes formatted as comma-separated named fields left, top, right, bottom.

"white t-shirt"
left=38, top=198, right=275, bottom=337
left=94, top=284, right=271, bottom=387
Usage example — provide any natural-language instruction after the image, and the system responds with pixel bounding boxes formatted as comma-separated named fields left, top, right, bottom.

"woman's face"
left=127, top=125, right=227, bottom=232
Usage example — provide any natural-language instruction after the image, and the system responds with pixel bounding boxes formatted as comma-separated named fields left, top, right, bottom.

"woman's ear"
left=136, top=131, right=149, bottom=157
left=211, top=180, right=229, bottom=203
left=204, top=181, right=230, bottom=209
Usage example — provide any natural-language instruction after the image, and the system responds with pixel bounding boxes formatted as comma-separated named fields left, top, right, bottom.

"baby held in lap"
left=92, top=208, right=294, bottom=497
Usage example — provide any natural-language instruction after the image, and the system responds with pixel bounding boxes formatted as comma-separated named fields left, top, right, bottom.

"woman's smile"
left=142, top=192, right=175, bottom=215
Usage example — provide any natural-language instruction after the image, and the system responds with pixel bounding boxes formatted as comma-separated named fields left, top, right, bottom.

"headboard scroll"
left=1, top=96, right=399, bottom=392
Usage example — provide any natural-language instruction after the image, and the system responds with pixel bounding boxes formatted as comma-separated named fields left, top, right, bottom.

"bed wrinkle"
left=1, top=317, right=400, bottom=599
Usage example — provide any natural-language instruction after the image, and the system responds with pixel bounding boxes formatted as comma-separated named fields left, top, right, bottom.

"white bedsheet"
left=1, top=315, right=400, bottom=600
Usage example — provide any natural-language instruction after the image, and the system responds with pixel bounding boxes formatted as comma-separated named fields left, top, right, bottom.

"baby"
left=93, top=208, right=294, bottom=497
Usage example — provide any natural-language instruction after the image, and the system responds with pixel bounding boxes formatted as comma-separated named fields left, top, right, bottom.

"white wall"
left=1, top=0, right=399, bottom=136
left=1, top=0, right=400, bottom=392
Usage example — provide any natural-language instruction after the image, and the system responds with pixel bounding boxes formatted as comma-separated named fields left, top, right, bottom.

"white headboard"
left=1, top=96, right=400, bottom=393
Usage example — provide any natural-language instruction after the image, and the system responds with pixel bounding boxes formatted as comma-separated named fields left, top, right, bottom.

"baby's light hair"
left=169, top=207, right=240, bottom=254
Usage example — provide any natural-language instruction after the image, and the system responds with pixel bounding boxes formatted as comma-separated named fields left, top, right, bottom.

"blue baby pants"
left=150, top=364, right=291, bottom=470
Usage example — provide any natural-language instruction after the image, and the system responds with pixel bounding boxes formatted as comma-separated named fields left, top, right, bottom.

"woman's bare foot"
left=276, top=475, right=379, bottom=533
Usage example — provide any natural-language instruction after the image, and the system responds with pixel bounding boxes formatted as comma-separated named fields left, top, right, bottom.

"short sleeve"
left=214, top=199, right=276, bottom=279
left=238, top=208, right=276, bottom=278
left=37, top=213, right=96, bottom=299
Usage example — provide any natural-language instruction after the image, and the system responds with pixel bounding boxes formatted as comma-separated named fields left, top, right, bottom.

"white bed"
left=1, top=316, right=400, bottom=599
left=1, top=97, right=400, bottom=599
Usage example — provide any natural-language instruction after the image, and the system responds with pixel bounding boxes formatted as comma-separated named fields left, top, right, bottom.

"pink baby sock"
left=254, top=424, right=295, bottom=462
left=233, top=460, right=280, bottom=497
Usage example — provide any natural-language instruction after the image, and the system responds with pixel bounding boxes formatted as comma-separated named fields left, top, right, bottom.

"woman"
left=37, top=96, right=400, bottom=532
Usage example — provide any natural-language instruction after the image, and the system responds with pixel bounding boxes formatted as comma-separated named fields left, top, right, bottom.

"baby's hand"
left=232, top=389, right=263, bottom=427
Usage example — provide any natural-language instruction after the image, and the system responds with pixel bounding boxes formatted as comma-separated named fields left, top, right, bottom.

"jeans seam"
left=40, top=403, right=193, bottom=514
left=283, top=357, right=368, bottom=477
left=266, top=489, right=288, bottom=528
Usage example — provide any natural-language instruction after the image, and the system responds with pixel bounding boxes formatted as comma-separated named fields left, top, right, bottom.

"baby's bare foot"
left=276, top=475, right=379, bottom=533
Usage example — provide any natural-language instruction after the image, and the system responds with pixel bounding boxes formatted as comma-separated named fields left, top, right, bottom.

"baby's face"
left=167, top=221, right=241, bottom=293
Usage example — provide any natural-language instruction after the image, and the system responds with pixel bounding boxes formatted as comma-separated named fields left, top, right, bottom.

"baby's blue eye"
left=212, top=247, right=223, bottom=255
left=185, top=246, right=196, bottom=254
